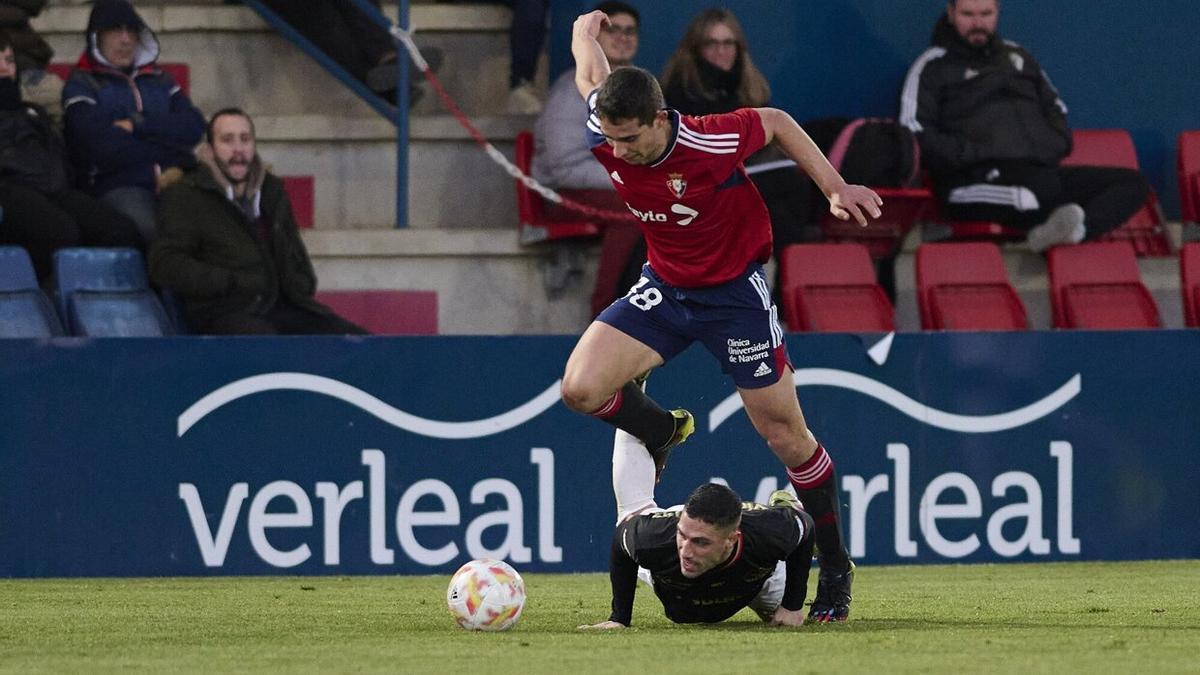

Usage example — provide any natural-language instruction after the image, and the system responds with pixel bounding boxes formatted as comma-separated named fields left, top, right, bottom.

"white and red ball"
left=446, top=558, right=526, bottom=631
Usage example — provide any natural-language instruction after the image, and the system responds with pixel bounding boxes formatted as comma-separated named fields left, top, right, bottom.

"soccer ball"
left=446, top=558, right=526, bottom=631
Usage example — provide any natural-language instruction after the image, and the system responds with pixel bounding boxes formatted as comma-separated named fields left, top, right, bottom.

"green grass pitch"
left=1, top=560, right=1197, bottom=674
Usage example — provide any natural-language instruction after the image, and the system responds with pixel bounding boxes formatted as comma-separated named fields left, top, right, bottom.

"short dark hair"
left=206, top=107, right=255, bottom=144
left=594, top=1, right=639, bottom=24
left=0, top=30, right=12, bottom=53
left=684, top=483, right=742, bottom=531
left=594, top=66, right=663, bottom=126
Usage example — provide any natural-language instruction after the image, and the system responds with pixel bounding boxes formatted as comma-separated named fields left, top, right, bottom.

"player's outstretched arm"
left=572, top=10, right=613, bottom=99
left=754, top=107, right=883, bottom=227
left=580, top=522, right=641, bottom=629
left=771, top=503, right=816, bottom=627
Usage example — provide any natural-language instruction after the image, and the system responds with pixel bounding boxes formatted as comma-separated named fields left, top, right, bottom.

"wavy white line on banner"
left=177, top=372, right=563, bottom=439
left=708, top=368, right=1082, bottom=434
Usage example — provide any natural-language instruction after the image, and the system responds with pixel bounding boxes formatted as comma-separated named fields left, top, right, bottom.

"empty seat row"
left=781, top=241, right=1200, bottom=332
left=0, top=247, right=175, bottom=338
left=0, top=246, right=441, bottom=338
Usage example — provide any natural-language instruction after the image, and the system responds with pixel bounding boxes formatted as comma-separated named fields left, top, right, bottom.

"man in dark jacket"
left=0, top=34, right=142, bottom=281
left=0, top=0, right=62, bottom=119
left=61, top=0, right=205, bottom=242
left=150, top=108, right=367, bottom=336
left=0, top=1, right=51, bottom=74
left=899, top=0, right=1149, bottom=252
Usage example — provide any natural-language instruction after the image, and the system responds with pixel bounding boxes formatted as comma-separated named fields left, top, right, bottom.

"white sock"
left=612, top=429, right=657, bottom=524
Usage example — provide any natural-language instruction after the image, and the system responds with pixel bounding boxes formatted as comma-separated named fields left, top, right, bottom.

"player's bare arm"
left=572, top=10, right=613, bottom=99
left=754, top=107, right=884, bottom=227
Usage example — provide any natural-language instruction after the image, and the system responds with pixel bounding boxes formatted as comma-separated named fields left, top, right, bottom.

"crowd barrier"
left=1, top=331, right=1196, bottom=577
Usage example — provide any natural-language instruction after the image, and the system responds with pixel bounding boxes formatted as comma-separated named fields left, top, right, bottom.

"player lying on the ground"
left=579, top=429, right=818, bottom=628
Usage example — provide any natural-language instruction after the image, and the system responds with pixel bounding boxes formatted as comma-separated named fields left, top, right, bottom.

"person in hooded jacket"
left=0, top=32, right=142, bottom=282
left=899, top=0, right=1149, bottom=253
left=61, top=0, right=205, bottom=243
left=150, top=108, right=367, bottom=336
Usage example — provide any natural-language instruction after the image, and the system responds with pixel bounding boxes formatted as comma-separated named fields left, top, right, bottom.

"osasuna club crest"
left=667, top=173, right=687, bottom=198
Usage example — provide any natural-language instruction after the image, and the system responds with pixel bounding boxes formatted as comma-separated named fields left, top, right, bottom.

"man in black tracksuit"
left=899, top=0, right=1149, bottom=253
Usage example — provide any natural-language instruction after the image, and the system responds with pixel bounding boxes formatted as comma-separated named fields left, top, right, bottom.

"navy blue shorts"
left=597, top=263, right=791, bottom=389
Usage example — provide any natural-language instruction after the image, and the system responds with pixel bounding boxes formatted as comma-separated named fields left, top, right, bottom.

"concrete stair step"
left=33, top=3, right=541, bottom=118
left=304, top=227, right=596, bottom=335
left=254, top=114, right=526, bottom=229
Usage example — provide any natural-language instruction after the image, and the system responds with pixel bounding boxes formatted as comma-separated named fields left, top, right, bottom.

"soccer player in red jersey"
left=558, top=10, right=882, bottom=621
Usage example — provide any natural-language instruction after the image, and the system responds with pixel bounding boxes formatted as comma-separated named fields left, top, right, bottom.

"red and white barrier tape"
left=389, top=23, right=633, bottom=224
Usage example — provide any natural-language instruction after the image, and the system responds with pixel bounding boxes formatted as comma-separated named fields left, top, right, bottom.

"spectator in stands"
left=0, top=0, right=62, bottom=118
left=660, top=8, right=770, bottom=116
left=150, top=108, right=368, bottom=336
left=0, top=35, right=142, bottom=282
left=62, top=0, right=206, bottom=243
left=660, top=8, right=826, bottom=290
left=899, top=0, right=1150, bottom=252
left=502, top=0, right=550, bottom=114
left=436, top=0, right=548, bottom=114
left=533, top=1, right=641, bottom=316
left=258, top=0, right=441, bottom=107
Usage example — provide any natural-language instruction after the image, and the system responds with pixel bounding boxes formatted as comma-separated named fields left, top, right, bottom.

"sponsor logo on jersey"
left=628, top=205, right=668, bottom=222
left=671, top=203, right=699, bottom=226
left=627, top=203, right=701, bottom=226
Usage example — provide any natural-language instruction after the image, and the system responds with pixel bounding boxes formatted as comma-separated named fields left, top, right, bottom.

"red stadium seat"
left=282, top=176, right=315, bottom=229
left=779, top=243, right=894, bottom=332
left=819, top=186, right=934, bottom=259
left=1181, top=243, right=1200, bottom=328
left=935, top=216, right=1025, bottom=244
left=916, top=242, right=1027, bottom=331
left=1177, top=131, right=1200, bottom=226
left=1062, top=129, right=1170, bottom=257
left=315, top=290, right=438, bottom=335
left=1047, top=242, right=1159, bottom=329
left=48, top=62, right=191, bottom=97
left=514, top=131, right=601, bottom=244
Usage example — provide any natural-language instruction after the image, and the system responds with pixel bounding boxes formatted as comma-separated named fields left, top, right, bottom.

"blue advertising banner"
left=1, top=332, right=1197, bottom=578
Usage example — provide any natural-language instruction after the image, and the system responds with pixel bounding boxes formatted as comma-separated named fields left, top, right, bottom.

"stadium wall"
left=549, top=0, right=1200, bottom=218
left=1, top=332, right=1197, bottom=577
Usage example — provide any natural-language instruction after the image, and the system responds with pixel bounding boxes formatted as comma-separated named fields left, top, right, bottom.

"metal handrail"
left=241, top=0, right=410, bottom=228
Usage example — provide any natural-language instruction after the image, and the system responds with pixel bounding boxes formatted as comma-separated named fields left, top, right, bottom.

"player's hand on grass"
left=577, top=620, right=627, bottom=630
left=768, top=607, right=806, bottom=627
left=829, top=184, right=884, bottom=227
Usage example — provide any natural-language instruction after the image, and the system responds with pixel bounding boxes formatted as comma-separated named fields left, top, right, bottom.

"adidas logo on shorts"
left=753, top=362, right=773, bottom=378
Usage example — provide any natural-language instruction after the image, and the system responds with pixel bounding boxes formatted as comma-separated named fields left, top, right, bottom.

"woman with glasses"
left=660, top=8, right=771, bottom=116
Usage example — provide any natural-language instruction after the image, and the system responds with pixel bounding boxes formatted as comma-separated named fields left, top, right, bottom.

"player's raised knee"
left=560, top=371, right=606, bottom=413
